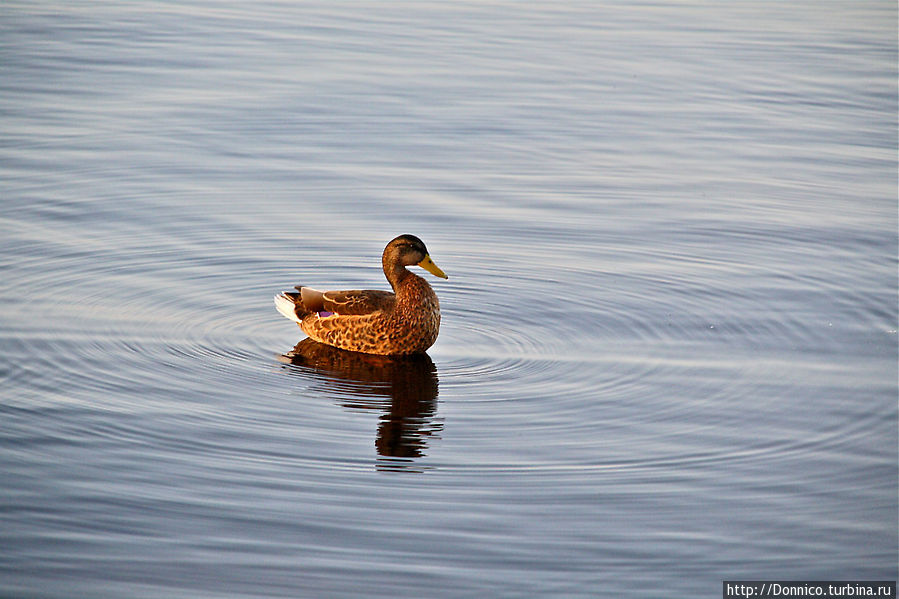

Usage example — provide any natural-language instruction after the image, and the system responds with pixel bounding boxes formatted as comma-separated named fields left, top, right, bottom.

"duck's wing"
left=297, top=286, right=395, bottom=316
left=323, top=289, right=395, bottom=315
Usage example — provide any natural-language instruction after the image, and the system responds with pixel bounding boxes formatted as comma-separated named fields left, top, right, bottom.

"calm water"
left=2, top=2, right=896, bottom=597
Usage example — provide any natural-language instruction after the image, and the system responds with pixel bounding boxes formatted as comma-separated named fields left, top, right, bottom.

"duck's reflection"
left=279, top=339, right=441, bottom=471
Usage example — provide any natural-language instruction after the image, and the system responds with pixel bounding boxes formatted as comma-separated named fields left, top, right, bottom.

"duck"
left=274, top=234, right=448, bottom=355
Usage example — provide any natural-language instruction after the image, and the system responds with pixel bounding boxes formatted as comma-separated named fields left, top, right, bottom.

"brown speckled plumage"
left=275, top=235, right=447, bottom=355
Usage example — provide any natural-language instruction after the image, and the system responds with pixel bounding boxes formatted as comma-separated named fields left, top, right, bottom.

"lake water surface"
left=2, top=2, right=897, bottom=597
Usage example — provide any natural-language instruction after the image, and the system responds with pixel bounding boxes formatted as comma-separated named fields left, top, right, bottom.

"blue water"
left=2, top=2, right=896, bottom=597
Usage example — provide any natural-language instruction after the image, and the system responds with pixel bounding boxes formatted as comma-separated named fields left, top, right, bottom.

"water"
left=2, top=2, right=896, bottom=597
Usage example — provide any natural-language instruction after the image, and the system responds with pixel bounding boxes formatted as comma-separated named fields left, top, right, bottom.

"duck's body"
left=275, top=235, right=447, bottom=355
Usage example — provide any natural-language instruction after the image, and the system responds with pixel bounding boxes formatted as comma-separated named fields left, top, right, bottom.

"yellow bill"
left=418, top=254, right=448, bottom=279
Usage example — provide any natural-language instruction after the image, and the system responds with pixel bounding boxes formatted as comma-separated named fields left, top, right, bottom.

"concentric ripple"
left=4, top=193, right=894, bottom=484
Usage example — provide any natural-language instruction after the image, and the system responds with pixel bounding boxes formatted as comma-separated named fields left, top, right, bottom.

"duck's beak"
left=418, top=254, right=448, bottom=279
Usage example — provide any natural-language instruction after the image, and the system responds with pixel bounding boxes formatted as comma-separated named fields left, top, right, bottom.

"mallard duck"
left=274, top=234, right=448, bottom=355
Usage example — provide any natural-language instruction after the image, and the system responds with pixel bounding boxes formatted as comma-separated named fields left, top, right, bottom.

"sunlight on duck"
left=275, top=234, right=448, bottom=355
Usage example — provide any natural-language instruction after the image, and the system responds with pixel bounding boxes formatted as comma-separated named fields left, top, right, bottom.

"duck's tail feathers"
left=274, top=292, right=303, bottom=323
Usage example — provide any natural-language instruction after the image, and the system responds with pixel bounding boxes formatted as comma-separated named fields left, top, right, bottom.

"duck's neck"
left=384, top=258, right=413, bottom=294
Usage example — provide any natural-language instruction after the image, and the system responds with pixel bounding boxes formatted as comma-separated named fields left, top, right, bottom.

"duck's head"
left=384, top=234, right=448, bottom=279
